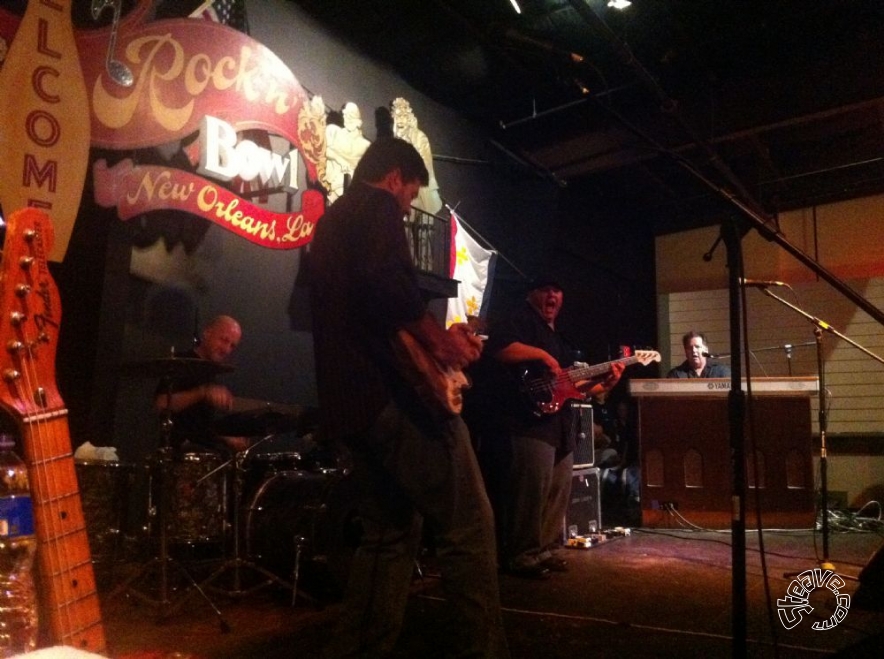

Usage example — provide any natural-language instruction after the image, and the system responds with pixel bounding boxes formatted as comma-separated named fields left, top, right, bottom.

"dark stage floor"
left=89, top=519, right=884, bottom=659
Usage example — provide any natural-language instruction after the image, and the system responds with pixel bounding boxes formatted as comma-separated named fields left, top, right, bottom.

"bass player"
left=478, top=277, right=623, bottom=579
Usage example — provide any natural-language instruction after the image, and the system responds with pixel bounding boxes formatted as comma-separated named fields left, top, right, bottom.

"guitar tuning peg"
left=3, top=369, right=21, bottom=383
left=18, top=256, right=34, bottom=269
left=14, top=284, right=31, bottom=297
left=9, top=312, right=25, bottom=327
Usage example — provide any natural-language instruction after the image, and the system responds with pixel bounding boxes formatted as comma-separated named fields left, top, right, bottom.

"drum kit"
left=90, top=356, right=358, bottom=624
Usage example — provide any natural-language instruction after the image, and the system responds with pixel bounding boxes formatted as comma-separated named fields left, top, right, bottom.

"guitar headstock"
left=0, top=208, right=63, bottom=422
left=635, top=350, right=662, bottom=365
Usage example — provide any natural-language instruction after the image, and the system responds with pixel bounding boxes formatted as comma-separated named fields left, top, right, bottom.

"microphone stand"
left=757, top=287, right=884, bottom=564
left=749, top=341, right=816, bottom=376
left=722, top=220, right=747, bottom=659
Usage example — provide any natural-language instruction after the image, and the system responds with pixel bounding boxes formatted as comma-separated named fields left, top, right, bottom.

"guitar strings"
left=522, top=354, right=652, bottom=395
left=14, top=242, right=86, bottom=645
left=17, top=325, right=81, bottom=643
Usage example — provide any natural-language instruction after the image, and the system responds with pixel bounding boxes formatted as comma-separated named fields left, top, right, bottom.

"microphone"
left=738, top=277, right=789, bottom=288
left=702, top=351, right=730, bottom=359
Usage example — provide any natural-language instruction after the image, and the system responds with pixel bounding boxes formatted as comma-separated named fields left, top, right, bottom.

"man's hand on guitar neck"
left=577, top=361, right=625, bottom=398
left=403, top=312, right=483, bottom=370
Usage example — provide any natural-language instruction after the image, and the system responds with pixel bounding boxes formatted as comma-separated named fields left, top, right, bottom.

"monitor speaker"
left=570, top=402, right=594, bottom=468
left=564, top=467, right=601, bottom=539
left=856, top=540, right=884, bottom=610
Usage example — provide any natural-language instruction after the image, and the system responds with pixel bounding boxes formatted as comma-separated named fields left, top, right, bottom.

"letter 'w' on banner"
left=446, top=212, right=497, bottom=328
left=0, top=0, right=90, bottom=262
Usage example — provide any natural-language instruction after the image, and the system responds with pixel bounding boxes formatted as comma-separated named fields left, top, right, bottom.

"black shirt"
left=484, top=302, right=580, bottom=451
left=155, top=349, right=218, bottom=451
left=309, top=181, right=426, bottom=441
left=666, top=360, right=732, bottom=378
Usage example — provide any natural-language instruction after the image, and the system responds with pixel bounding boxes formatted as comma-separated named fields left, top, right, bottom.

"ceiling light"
left=509, top=0, right=522, bottom=15
left=608, top=0, right=632, bottom=9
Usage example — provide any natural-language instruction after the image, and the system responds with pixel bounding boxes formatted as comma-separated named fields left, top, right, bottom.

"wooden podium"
left=630, top=378, right=819, bottom=529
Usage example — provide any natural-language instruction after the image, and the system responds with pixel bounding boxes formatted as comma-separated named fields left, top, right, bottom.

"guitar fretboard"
left=21, top=416, right=105, bottom=652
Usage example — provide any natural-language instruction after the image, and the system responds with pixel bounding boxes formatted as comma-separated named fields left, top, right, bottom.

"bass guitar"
left=521, top=350, right=661, bottom=416
left=0, top=208, right=106, bottom=653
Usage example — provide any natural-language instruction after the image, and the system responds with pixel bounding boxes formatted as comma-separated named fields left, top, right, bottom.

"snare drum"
left=152, top=452, right=228, bottom=544
left=75, top=460, right=136, bottom=562
left=245, top=470, right=360, bottom=594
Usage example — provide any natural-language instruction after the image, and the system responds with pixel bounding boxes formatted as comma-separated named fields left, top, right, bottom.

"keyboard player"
left=667, top=330, right=731, bottom=378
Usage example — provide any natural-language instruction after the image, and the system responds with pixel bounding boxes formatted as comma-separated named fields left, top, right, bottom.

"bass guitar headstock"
left=0, top=208, right=64, bottom=422
left=633, top=350, right=662, bottom=366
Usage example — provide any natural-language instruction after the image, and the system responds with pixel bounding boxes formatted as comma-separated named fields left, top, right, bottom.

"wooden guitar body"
left=392, top=329, right=470, bottom=416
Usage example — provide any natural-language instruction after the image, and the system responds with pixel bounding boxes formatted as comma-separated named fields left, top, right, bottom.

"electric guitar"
left=0, top=208, right=106, bottom=653
left=392, top=329, right=471, bottom=416
left=521, top=350, right=661, bottom=416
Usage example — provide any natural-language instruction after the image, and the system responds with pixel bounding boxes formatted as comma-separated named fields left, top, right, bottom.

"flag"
left=190, top=0, right=249, bottom=33
left=446, top=213, right=497, bottom=327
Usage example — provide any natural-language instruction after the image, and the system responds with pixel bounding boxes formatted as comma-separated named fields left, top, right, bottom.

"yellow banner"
left=0, top=0, right=90, bottom=263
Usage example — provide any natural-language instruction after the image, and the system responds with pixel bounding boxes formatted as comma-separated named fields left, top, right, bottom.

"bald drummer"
left=154, top=315, right=249, bottom=454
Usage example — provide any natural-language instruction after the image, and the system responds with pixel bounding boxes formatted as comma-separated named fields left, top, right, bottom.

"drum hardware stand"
left=109, top=381, right=231, bottom=631
left=197, top=434, right=317, bottom=606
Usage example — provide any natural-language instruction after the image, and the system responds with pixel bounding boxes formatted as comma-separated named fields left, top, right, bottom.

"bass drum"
left=242, top=450, right=303, bottom=503
left=75, top=460, right=136, bottom=562
left=245, top=470, right=361, bottom=598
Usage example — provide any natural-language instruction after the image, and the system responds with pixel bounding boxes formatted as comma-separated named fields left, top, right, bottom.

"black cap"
left=527, top=274, right=563, bottom=292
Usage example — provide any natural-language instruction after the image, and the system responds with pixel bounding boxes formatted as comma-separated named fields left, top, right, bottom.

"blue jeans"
left=325, top=397, right=509, bottom=658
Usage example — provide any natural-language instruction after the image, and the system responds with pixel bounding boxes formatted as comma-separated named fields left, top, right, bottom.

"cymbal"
left=231, top=397, right=304, bottom=416
left=213, top=406, right=304, bottom=437
left=120, top=357, right=234, bottom=379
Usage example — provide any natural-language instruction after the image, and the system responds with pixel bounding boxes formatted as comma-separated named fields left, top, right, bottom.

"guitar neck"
left=566, top=355, right=638, bottom=383
left=19, top=415, right=106, bottom=653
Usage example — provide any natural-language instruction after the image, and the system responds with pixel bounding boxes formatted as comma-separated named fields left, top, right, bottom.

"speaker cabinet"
left=856, top=541, right=884, bottom=610
left=570, top=402, right=595, bottom=468
left=564, top=467, right=601, bottom=538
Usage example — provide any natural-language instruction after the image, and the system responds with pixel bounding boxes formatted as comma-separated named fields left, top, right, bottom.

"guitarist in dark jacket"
left=309, top=137, right=509, bottom=658
left=482, top=278, right=623, bottom=579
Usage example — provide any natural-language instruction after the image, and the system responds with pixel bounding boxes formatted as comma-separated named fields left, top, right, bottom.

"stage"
left=99, top=522, right=884, bottom=658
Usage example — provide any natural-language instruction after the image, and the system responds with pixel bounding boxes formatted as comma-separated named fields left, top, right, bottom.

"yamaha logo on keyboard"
left=707, top=381, right=731, bottom=390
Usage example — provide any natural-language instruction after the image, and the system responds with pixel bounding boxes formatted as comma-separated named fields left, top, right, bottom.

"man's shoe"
left=540, top=556, right=568, bottom=572
left=504, top=564, right=551, bottom=580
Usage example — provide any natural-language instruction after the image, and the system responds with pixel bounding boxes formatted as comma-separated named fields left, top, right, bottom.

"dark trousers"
left=325, top=397, right=509, bottom=658
left=502, top=436, right=573, bottom=569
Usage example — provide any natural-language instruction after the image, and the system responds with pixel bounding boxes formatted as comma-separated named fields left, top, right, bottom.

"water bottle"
left=0, top=433, right=37, bottom=657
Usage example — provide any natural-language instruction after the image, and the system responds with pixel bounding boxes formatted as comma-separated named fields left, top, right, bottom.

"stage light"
left=509, top=0, right=522, bottom=15
left=608, top=0, right=632, bottom=9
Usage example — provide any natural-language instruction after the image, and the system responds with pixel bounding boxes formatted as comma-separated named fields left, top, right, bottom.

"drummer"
left=154, top=314, right=250, bottom=455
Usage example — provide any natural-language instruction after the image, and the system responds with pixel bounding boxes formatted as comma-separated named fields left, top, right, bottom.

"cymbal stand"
left=198, top=435, right=316, bottom=605
left=111, top=379, right=230, bottom=630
